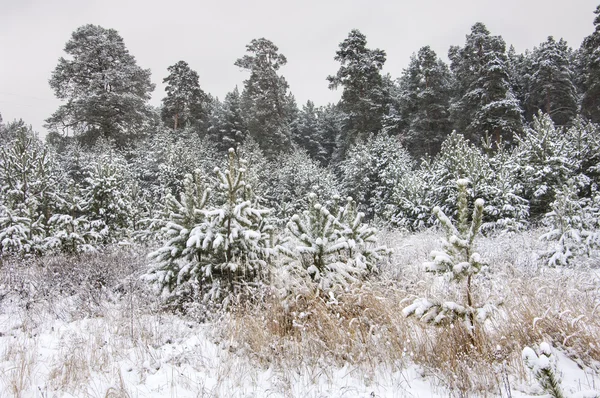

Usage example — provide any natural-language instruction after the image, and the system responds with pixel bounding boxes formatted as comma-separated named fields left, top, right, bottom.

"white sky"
left=0, top=0, right=597, bottom=136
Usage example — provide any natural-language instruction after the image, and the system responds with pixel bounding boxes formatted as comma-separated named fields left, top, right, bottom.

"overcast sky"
left=0, top=0, right=598, bottom=136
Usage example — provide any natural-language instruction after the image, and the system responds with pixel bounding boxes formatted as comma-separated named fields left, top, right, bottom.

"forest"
left=0, top=4, right=599, bottom=398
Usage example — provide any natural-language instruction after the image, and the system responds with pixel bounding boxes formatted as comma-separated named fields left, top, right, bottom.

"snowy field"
left=0, top=229, right=599, bottom=398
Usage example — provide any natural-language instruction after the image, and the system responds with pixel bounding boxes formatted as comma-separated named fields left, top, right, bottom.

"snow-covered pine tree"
left=397, top=45, right=453, bottom=158
left=514, top=112, right=576, bottom=218
left=285, top=193, right=389, bottom=291
left=339, top=133, right=412, bottom=220
left=206, top=87, right=248, bottom=152
left=266, top=148, right=341, bottom=223
left=147, top=170, right=210, bottom=296
left=540, top=179, right=600, bottom=266
left=235, top=38, right=294, bottom=159
left=44, top=182, right=105, bottom=254
left=161, top=60, right=208, bottom=131
left=147, top=149, right=274, bottom=304
left=449, top=23, right=523, bottom=145
left=522, top=343, right=565, bottom=398
left=327, top=30, right=390, bottom=160
left=403, top=179, right=490, bottom=337
left=524, top=36, right=578, bottom=126
left=80, top=153, right=134, bottom=242
left=0, top=131, right=61, bottom=255
left=388, top=163, right=438, bottom=230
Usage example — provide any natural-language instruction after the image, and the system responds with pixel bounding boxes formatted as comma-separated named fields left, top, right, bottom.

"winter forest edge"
left=1, top=5, right=600, bottom=398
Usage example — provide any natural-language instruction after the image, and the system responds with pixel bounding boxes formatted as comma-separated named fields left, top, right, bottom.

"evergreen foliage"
left=46, top=24, right=155, bottom=147
left=397, top=46, right=453, bottom=158
left=207, top=87, right=248, bottom=152
left=235, top=38, right=294, bottom=159
left=449, top=23, right=523, bottom=145
left=580, top=5, right=600, bottom=123
left=514, top=113, right=576, bottom=218
left=0, top=133, right=61, bottom=255
left=265, top=148, right=340, bottom=222
left=161, top=61, right=208, bottom=131
left=522, top=343, right=565, bottom=398
left=403, top=180, right=490, bottom=335
left=523, top=37, right=578, bottom=126
left=328, top=30, right=389, bottom=159
left=540, top=179, right=600, bottom=266
left=339, top=134, right=412, bottom=220
left=147, top=149, right=274, bottom=303
left=285, top=193, right=389, bottom=290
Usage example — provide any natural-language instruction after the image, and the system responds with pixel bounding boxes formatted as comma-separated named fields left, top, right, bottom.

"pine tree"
left=44, top=182, right=105, bottom=254
left=449, top=23, right=523, bottom=145
left=285, top=193, right=388, bottom=291
left=292, top=100, right=322, bottom=160
left=398, top=46, right=453, bottom=158
left=403, top=180, right=490, bottom=337
left=540, top=179, right=600, bottom=266
left=522, top=343, right=565, bottom=398
left=266, top=148, right=341, bottom=222
left=580, top=5, right=600, bottom=122
left=514, top=113, right=576, bottom=218
left=79, top=150, right=134, bottom=242
left=0, top=132, right=61, bottom=255
left=161, top=61, right=208, bottom=132
left=524, top=37, right=578, bottom=126
left=147, top=150, right=274, bottom=303
left=235, top=38, right=294, bottom=159
left=315, top=104, right=341, bottom=165
left=327, top=30, right=390, bottom=159
left=46, top=25, right=155, bottom=147
left=207, top=87, right=248, bottom=152
left=339, top=134, right=413, bottom=220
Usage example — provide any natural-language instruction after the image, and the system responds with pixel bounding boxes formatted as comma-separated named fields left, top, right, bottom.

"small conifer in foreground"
left=403, top=179, right=490, bottom=335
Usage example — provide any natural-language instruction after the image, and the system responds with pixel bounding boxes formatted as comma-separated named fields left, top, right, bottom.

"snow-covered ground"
left=0, top=230, right=599, bottom=397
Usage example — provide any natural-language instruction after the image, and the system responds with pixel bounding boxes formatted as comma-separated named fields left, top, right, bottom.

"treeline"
left=1, top=6, right=600, bottom=267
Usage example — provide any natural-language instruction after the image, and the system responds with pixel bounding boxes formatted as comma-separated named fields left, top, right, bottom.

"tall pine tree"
left=580, top=5, right=600, bottom=122
left=235, top=38, right=294, bottom=159
left=524, top=37, right=578, bottom=126
left=327, top=30, right=389, bottom=159
left=449, top=23, right=523, bottom=145
left=398, top=46, right=453, bottom=158
left=161, top=61, right=209, bottom=132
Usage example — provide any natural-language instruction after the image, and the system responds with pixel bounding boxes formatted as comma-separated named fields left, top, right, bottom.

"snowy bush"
left=403, top=179, right=491, bottom=335
left=284, top=193, right=389, bottom=291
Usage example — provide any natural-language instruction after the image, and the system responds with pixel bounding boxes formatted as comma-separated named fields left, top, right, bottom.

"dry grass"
left=220, top=228, right=600, bottom=396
